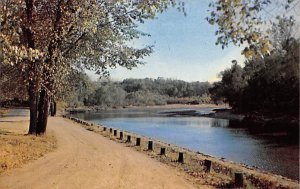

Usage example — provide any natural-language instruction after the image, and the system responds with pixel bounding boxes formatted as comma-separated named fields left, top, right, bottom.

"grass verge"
left=0, top=131, right=57, bottom=173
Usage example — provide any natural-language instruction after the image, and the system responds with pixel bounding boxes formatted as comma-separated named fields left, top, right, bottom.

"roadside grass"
left=0, top=130, right=57, bottom=173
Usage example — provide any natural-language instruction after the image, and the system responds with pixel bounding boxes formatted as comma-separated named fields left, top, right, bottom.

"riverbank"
left=66, top=116, right=299, bottom=189
left=201, top=108, right=245, bottom=120
left=0, top=111, right=209, bottom=189
left=66, top=104, right=249, bottom=121
left=66, top=103, right=226, bottom=113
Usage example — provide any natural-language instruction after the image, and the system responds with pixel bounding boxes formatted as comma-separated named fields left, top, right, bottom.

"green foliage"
left=125, top=90, right=168, bottom=106
left=210, top=61, right=247, bottom=109
left=121, top=78, right=211, bottom=98
left=73, top=77, right=212, bottom=107
left=242, top=38, right=299, bottom=114
left=87, top=83, right=126, bottom=107
left=210, top=36, right=299, bottom=114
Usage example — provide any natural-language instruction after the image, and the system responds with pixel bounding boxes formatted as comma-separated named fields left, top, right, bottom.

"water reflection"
left=73, top=107, right=299, bottom=180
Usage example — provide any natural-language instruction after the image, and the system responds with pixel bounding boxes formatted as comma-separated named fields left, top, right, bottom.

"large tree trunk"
left=36, top=89, right=50, bottom=135
left=28, top=81, right=38, bottom=134
left=25, top=0, right=38, bottom=135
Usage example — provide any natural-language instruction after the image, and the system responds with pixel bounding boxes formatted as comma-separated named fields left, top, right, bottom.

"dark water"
left=73, top=107, right=299, bottom=180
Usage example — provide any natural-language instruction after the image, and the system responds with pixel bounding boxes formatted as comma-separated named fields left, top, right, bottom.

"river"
left=73, top=106, right=299, bottom=180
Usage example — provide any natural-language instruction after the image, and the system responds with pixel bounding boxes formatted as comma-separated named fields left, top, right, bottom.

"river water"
left=73, top=107, right=299, bottom=180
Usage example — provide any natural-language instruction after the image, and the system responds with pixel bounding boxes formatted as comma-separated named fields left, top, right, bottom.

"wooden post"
left=103, top=127, right=107, bottom=131
left=119, top=132, right=123, bottom=139
left=204, top=159, right=212, bottom=172
left=234, top=172, right=244, bottom=188
left=126, top=135, right=131, bottom=143
left=136, top=138, right=141, bottom=146
left=148, top=141, right=153, bottom=151
left=160, top=147, right=166, bottom=155
left=178, top=152, right=184, bottom=163
left=109, top=128, right=112, bottom=133
left=114, top=130, right=117, bottom=136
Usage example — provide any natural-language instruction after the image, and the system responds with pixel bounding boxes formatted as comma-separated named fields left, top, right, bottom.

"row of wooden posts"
left=109, top=127, right=186, bottom=162
left=107, top=126, right=244, bottom=187
left=66, top=116, right=244, bottom=187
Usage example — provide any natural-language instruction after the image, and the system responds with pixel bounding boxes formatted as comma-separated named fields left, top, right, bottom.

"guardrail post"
left=148, top=141, right=153, bottom=151
left=178, top=152, right=184, bottom=163
left=126, top=135, right=131, bottom=143
left=136, top=138, right=141, bottom=146
left=234, top=172, right=244, bottom=188
left=119, top=132, right=123, bottom=140
left=204, top=159, right=212, bottom=172
left=114, top=130, right=117, bottom=136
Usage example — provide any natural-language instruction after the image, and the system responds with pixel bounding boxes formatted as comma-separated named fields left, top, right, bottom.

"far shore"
left=67, top=103, right=227, bottom=111
left=66, top=103, right=247, bottom=121
left=123, top=103, right=227, bottom=109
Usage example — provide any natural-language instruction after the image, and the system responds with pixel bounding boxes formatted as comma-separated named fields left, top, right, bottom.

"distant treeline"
left=70, top=77, right=212, bottom=107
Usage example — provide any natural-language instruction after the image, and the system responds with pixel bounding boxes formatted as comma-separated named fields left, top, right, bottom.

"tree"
left=242, top=38, right=299, bottom=114
left=0, top=63, right=27, bottom=103
left=210, top=61, right=247, bottom=111
left=207, top=0, right=298, bottom=58
left=210, top=17, right=299, bottom=115
left=0, top=0, right=177, bottom=134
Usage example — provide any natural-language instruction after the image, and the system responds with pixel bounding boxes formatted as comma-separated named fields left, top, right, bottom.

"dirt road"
left=0, top=116, right=201, bottom=189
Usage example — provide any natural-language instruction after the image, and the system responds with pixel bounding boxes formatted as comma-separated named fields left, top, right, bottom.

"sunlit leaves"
left=0, top=0, right=175, bottom=100
left=207, top=0, right=294, bottom=59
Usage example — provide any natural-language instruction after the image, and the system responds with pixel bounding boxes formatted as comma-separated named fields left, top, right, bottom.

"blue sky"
left=88, top=0, right=299, bottom=82
left=103, top=0, right=245, bottom=82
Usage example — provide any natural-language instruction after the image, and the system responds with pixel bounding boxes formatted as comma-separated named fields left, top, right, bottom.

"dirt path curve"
left=0, top=116, right=201, bottom=189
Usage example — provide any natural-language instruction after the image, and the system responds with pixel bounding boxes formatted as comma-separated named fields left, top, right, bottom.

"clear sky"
left=88, top=0, right=299, bottom=82
left=86, top=0, right=244, bottom=82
